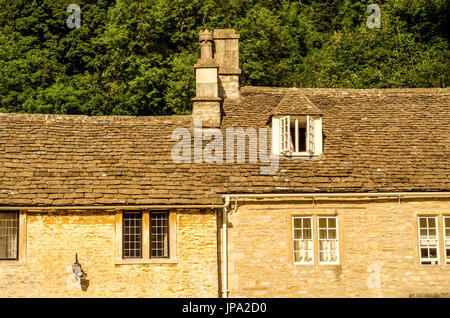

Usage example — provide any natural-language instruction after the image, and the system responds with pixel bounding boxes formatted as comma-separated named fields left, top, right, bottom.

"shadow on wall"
left=80, top=272, right=90, bottom=292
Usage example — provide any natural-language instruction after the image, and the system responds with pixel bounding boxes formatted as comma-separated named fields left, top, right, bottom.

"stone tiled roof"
left=272, top=90, right=321, bottom=116
left=0, top=86, right=449, bottom=206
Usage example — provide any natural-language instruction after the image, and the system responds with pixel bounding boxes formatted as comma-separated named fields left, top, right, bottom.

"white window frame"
left=272, top=115, right=322, bottom=156
left=443, top=216, right=450, bottom=265
left=292, top=216, right=314, bottom=265
left=317, top=216, right=339, bottom=265
left=280, top=115, right=290, bottom=153
left=307, top=115, right=315, bottom=154
left=418, top=216, right=440, bottom=265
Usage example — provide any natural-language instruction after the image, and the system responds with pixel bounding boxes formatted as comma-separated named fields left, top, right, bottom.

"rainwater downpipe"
left=222, top=195, right=230, bottom=298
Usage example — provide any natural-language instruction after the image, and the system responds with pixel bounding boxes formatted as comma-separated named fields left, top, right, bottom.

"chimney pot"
left=192, top=30, right=221, bottom=128
left=198, top=30, right=214, bottom=62
left=213, top=29, right=241, bottom=100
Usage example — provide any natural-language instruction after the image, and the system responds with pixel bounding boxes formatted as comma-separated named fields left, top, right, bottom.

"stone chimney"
left=213, top=29, right=241, bottom=100
left=191, top=30, right=222, bottom=128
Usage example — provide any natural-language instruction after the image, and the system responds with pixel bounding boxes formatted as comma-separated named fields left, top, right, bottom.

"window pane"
left=122, top=211, right=142, bottom=258
left=328, top=218, right=336, bottom=228
left=319, top=240, right=326, bottom=251
left=292, top=216, right=313, bottom=264
left=303, top=218, right=310, bottom=228
left=318, top=216, right=339, bottom=264
left=293, top=240, right=300, bottom=251
left=444, top=217, right=450, bottom=263
left=319, top=218, right=326, bottom=228
left=0, top=212, right=19, bottom=260
left=421, top=248, right=429, bottom=258
left=419, top=218, right=427, bottom=228
left=298, top=128, right=306, bottom=152
left=418, top=217, right=439, bottom=265
left=319, top=229, right=327, bottom=239
left=150, top=211, right=169, bottom=258
left=430, top=249, right=437, bottom=258
left=303, top=229, right=312, bottom=240
left=328, top=229, right=337, bottom=239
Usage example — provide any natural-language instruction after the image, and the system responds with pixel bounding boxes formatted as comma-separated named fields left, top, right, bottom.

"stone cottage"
left=0, top=29, right=449, bottom=298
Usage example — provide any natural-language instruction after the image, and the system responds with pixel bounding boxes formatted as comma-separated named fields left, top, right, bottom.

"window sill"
left=292, top=263, right=341, bottom=270
left=418, top=263, right=444, bottom=268
left=277, top=152, right=320, bottom=158
left=293, top=263, right=314, bottom=267
left=318, top=264, right=341, bottom=269
left=115, top=257, right=177, bottom=265
left=0, top=259, right=26, bottom=266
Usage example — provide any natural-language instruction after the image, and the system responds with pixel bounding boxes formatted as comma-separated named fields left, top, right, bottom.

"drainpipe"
left=222, top=195, right=230, bottom=298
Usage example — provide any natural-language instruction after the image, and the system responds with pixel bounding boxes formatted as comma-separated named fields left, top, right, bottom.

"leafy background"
left=0, top=0, right=448, bottom=116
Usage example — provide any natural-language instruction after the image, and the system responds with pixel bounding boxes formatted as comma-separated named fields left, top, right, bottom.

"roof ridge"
left=272, top=90, right=292, bottom=115
left=241, top=86, right=450, bottom=95
left=0, top=112, right=193, bottom=123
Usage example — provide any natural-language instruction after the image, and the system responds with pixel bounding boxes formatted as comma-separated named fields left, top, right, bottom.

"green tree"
left=0, top=0, right=448, bottom=115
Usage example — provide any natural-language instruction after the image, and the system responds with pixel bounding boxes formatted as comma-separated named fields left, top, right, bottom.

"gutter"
left=0, top=204, right=226, bottom=211
left=4, top=192, right=448, bottom=211
left=221, top=192, right=450, bottom=200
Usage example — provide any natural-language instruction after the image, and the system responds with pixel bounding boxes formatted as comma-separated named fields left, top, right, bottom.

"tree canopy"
left=0, top=0, right=448, bottom=116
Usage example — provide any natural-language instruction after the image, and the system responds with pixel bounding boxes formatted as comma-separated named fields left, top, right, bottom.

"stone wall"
left=0, top=209, right=218, bottom=297
left=226, top=197, right=450, bottom=297
left=2, top=197, right=450, bottom=298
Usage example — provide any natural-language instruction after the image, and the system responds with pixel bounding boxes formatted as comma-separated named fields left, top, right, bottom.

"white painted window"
left=292, top=216, right=314, bottom=265
left=418, top=216, right=439, bottom=265
left=280, top=116, right=290, bottom=153
left=444, top=216, right=450, bottom=265
left=318, top=216, right=339, bottom=265
left=307, top=115, right=315, bottom=154
left=272, top=115, right=322, bottom=156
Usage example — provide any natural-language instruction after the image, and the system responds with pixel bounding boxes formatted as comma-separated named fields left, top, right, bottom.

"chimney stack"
left=191, top=30, right=222, bottom=128
left=213, top=29, right=241, bottom=100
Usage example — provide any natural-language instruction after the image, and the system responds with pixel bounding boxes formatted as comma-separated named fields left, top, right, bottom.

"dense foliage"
left=0, top=0, right=448, bottom=115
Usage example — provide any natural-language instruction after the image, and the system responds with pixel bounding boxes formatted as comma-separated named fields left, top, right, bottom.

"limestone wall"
left=0, top=209, right=218, bottom=297
left=226, top=198, right=450, bottom=297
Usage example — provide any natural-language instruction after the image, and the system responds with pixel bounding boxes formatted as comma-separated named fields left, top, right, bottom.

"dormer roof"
left=272, top=90, right=322, bottom=116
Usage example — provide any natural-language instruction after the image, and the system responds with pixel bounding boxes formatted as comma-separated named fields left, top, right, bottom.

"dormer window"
left=272, top=115, right=322, bottom=156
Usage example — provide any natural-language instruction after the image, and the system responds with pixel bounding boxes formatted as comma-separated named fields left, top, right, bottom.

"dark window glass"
left=298, top=127, right=306, bottom=151
left=150, top=211, right=169, bottom=258
left=0, top=212, right=19, bottom=260
left=123, top=211, right=142, bottom=258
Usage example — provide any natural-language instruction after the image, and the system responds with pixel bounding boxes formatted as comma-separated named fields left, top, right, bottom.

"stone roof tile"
left=0, top=87, right=449, bottom=206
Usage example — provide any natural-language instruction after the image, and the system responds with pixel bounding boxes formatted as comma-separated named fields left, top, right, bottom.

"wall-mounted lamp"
left=71, top=254, right=84, bottom=282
